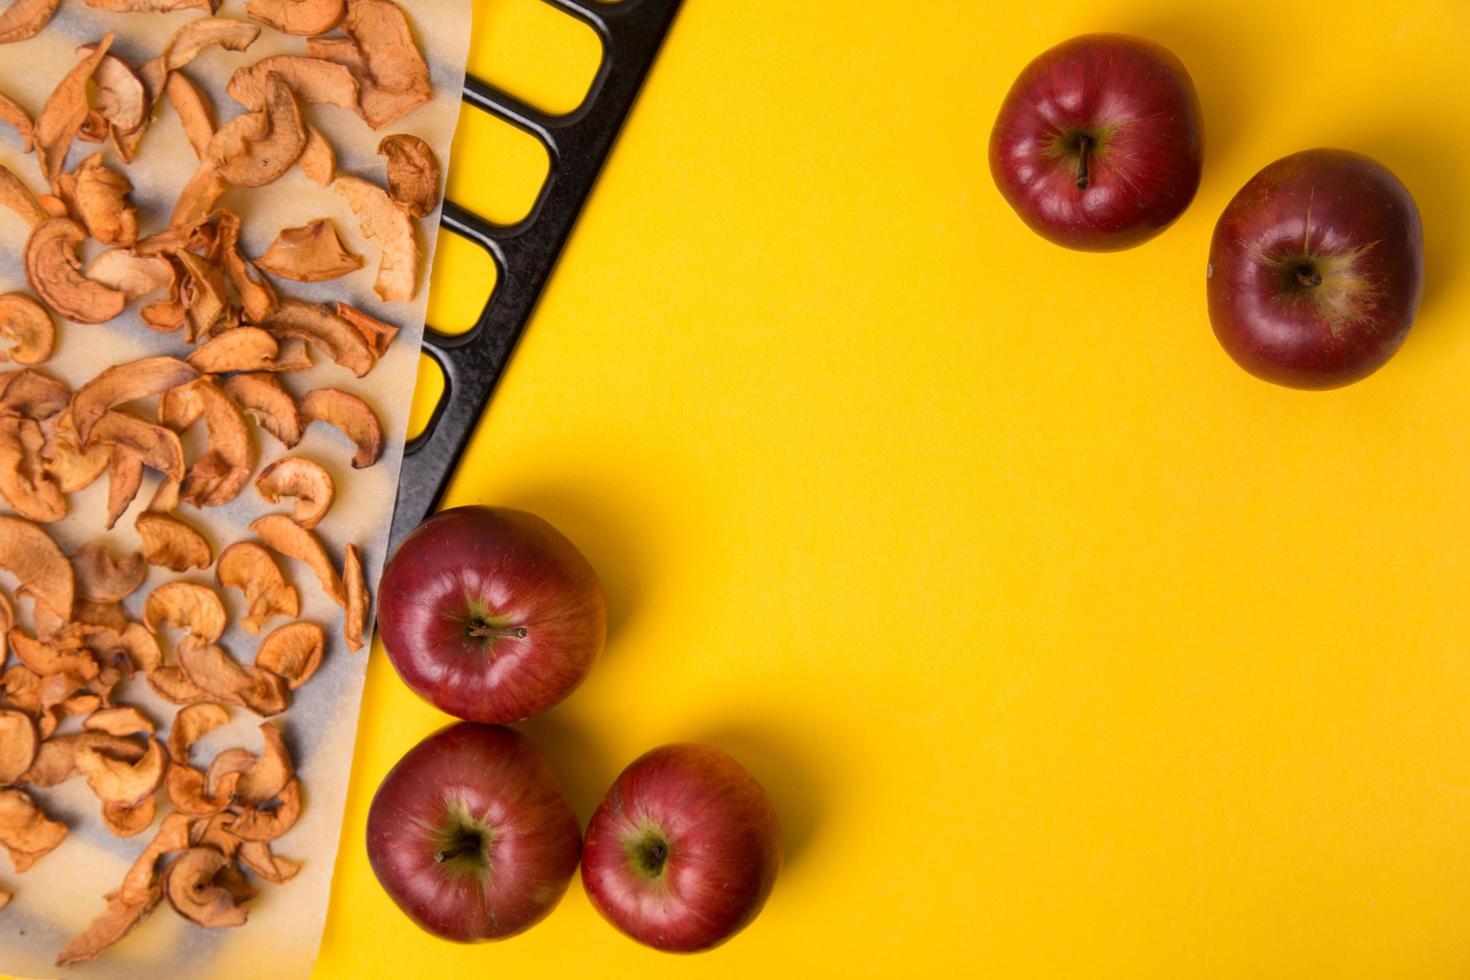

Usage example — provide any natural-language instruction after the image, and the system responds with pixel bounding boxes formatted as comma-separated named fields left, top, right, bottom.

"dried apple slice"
left=136, top=513, right=212, bottom=572
left=0, top=710, right=37, bottom=784
left=165, top=762, right=238, bottom=815
left=163, top=17, right=261, bottom=72
left=254, top=622, right=323, bottom=688
left=336, top=302, right=398, bottom=357
left=256, top=219, right=363, bottom=282
left=85, top=249, right=173, bottom=299
left=165, top=72, right=216, bottom=159
left=230, top=776, right=300, bottom=842
left=85, top=0, right=213, bottom=11
left=72, top=155, right=138, bottom=245
left=300, top=388, right=383, bottom=468
left=222, top=373, right=302, bottom=447
left=344, top=544, right=368, bottom=652
left=0, top=0, right=61, bottom=45
left=262, top=299, right=375, bottom=377
left=89, top=48, right=147, bottom=135
left=42, top=409, right=108, bottom=492
left=164, top=846, right=249, bottom=928
left=55, top=889, right=162, bottom=968
left=167, top=702, right=229, bottom=763
left=0, top=368, right=68, bottom=419
left=145, top=582, right=227, bottom=644
left=0, top=514, right=72, bottom=620
left=160, top=378, right=255, bottom=507
left=0, top=416, right=66, bottom=522
left=102, top=796, right=157, bottom=838
left=73, top=356, right=197, bottom=444
left=72, top=542, right=146, bottom=603
left=24, top=732, right=145, bottom=787
left=267, top=336, right=313, bottom=373
left=189, top=327, right=279, bottom=374
left=0, top=164, right=46, bottom=227
left=84, top=707, right=154, bottom=738
left=178, top=637, right=256, bottom=704
left=0, top=787, right=67, bottom=870
left=378, top=134, right=440, bottom=218
left=76, top=738, right=164, bottom=807
left=0, top=294, right=54, bottom=365
left=331, top=175, right=418, bottom=302
left=236, top=722, right=292, bottom=805
left=205, top=73, right=305, bottom=189
left=171, top=165, right=227, bottom=229
left=298, top=125, right=335, bottom=186
left=148, top=666, right=207, bottom=706
left=24, top=218, right=128, bottom=324
left=0, top=91, right=33, bottom=150
left=227, top=56, right=359, bottom=111
left=34, top=36, right=114, bottom=180
left=309, top=1, right=429, bottom=129
left=238, top=840, right=301, bottom=883
left=255, top=456, right=333, bottom=528
left=246, top=0, right=343, bottom=35
left=218, top=542, right=299, bottom=634
left=251, top=514, right=345, bottom=607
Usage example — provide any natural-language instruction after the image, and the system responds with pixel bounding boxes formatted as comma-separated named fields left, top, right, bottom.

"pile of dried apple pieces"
left=0, top=0, right=443, bottom=966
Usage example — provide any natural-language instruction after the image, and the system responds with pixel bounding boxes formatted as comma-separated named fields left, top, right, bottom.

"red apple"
left=378, top=507, right=606, bottom=723
left=1207, top=148, right=1424, bottom=389
left=990, top=34, right=1204, bottom=250
left=581, top=744, right=781, bottom=953
left=366, top=722, right=582, bottom=942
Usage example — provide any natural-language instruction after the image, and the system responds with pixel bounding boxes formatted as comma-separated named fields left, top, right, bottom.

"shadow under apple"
left=514, top=710, right=616, bottom=827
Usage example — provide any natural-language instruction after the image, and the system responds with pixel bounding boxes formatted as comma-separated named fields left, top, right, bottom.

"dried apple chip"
left=336, top=302, right=398, bottom=357
left=163, top=17, right=261, bottom=72
left=222, top=373, right=301, bottom=447
left=238, top=840, right=301, bottom=883
left=24, top=732, right=145, bottom=787
left=0, top=0, right=61, bottom=45
left=344, top=544, right=368, bottom=652
left=85, top=249, right=173, bottom=299
left=165, top=761, right=237, bottom=815
left=84, top=706, right=155, bottom=738
left=75, top=598, right=127, bottom=632
left=171, top=165, right=227, bottom=229
left=0, top=367, right=68, bottom=419
left=227, top=56, right=359, bottom=112
left=0, top=91, right=33, bottom=150
left=246, top=0, right=343, bottom=35
left=76, top=738, right=164, bottom=807
left=178, top=637, right=256, bottom=703
left=255, top=456, right=333, bottom=527
left=41, top=409, right=108, bottom=492
left=252, top=513, right=345, bottom=607
left=167, top=702, right=229, bottom=763
left=0, top=164, right=46, bottom=227
left=230, top=776, right=300, bottom=842
left=102, top=796, right=157, bottom=837
left=165, top=71, right=216, bottom=159
left=159, top=378, right=255, bottom=507
left=0, top=787, right=67, bottom=870
left=0, top=514, right=73, bottom=619
left=55, top=889, right=161, bottom=968
left=378, top=133, right=440, bottom=218
left=189, top=327, right=278, bottom=374
left=331, top=175, right=418, bottom=302
left=0, top=416, right=66, bottom=522
left=218, top=542, right=299, bottom=634
left=73, top=541, right=147, bottom=603
left=309, top=0, right=429, bottom=129
left=72, top=155, right=139, bottom=245
left=205, top=73, right=305, bottom=188
left=85, top=0, right=212, bottom=10
left=300, top=387, right=383, bottom=468
left=147, top=666, right=207, bottom=706
left=73, top=356, right=198, bottom=444
left=145, top=582, right=227, bottom=643
left=0, top=293, right=54, bottom=365
left=24, top=218, right=128, bottom=324
left=298, top=124, right=335, bottom=187
left=89, top=48, right=147, bottom=135
left=136, top=512, right=212, bottom=572
left=0, top=710, right=37, bottom=784
left=165, top=846, right=249, bottom=927
left=254, top=622, right=322, bottom=689
left=236, top=722, right=292, bottom=805
left=256, top=219, right=363, bottom=282
left=34, top=36, right=114, bottom=181
left=262, top=299, right=375, bottom=377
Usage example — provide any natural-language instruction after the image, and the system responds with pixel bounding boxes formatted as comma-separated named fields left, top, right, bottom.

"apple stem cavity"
left=1294, top=263, right=1322, bottom=288
left=1076, top=134, right=1092, bottom=190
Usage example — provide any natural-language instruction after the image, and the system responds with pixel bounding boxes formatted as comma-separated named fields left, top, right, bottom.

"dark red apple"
left=1207, top=148, right=1424, bottom=389
left=366, top=722, right=582, bottom=942
left=378, top=506, right=606, bottom=723
left=990, top=34, right=1204, bottom=250
left=581, top=744, right=781, bottom=953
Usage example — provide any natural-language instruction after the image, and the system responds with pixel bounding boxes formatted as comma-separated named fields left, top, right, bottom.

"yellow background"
left=319, top=1, right=1470, bottom=977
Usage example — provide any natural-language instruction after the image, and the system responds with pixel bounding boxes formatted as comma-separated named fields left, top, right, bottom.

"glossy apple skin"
left=582, top=744, right=782, bottom=953
left=990, top=34, right=1203, bottom=250
left=1207, top=148, right=1424, bottom=389
left=366, top=723, right=582, bottom=942
left=378, top=507, right=606, bottom=723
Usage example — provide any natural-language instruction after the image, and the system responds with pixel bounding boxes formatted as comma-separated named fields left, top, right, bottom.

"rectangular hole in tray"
left=449, top=103, right=551, bottom=225
left=428, top=226, right=499, bottom=335
left=406, top=351, right=447, bottom=442
left=469, top=0, right=604, bottom=116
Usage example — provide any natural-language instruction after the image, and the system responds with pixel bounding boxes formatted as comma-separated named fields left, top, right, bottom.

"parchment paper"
left=0, top=2, right=469, bottom=977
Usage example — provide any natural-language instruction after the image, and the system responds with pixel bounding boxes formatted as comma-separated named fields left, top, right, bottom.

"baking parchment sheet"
left=0, top=1, right=470, bottom=977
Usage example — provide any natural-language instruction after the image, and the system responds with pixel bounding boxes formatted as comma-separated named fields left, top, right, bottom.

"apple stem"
left=1076, top=135, right=1092, bottom=190
left=468, top=624, right=529, bottom=640
left=435, top=841, right=479, bottom=863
